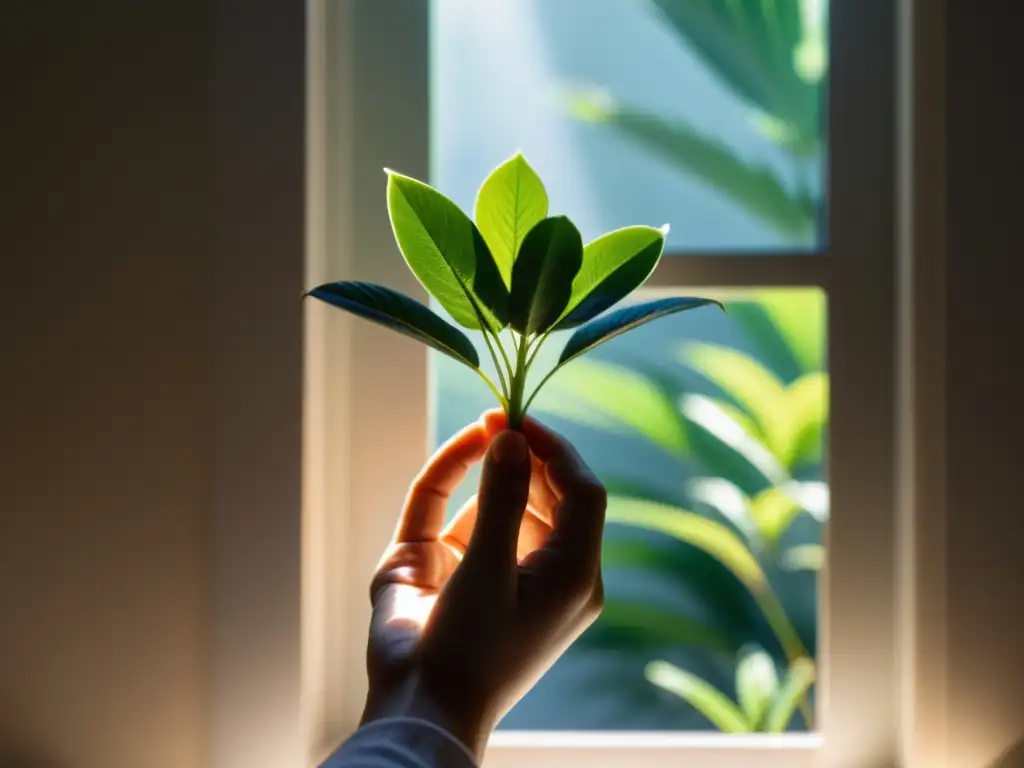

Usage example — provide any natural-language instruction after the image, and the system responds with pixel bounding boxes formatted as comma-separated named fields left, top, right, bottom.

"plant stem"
left=506, top=332, right=530, bottom=430
left=479, top=328, right=509, bottom=398
left=521, top=361, right=561, bottom=416
left=474, top=368, right=507, bottom=409
left=755, top=588, right=816, bottom=730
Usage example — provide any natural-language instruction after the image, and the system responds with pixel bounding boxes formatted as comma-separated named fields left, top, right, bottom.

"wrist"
left=360, top=675, right=492, bottom=758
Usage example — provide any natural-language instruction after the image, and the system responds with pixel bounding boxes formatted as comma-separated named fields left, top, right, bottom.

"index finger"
left=521, top=417, right=607, bottom=558
left=396, top=420, right=490, bottom=543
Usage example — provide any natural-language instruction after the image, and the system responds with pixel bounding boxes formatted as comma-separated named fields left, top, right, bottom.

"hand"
left=359, top=410, right=607, bottom=758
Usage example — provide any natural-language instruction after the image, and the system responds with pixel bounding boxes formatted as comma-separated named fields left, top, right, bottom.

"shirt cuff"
left=321, top=717, right=479, bottom=768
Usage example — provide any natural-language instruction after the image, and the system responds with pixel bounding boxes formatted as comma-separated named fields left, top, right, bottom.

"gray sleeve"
left=319, top=717, right=479, bottom=768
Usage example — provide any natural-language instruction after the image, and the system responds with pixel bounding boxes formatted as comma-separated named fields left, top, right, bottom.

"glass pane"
left=431, top=288, right=827, bottom=731
left=431, top=0, right=827, bottom=253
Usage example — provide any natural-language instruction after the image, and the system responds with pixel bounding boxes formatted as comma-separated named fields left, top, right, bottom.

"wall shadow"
left=989, top=738, right=1024, bottom=768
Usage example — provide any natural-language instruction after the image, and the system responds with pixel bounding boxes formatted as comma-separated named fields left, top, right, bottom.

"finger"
left=481, top=408, right=508, bottom=437
left=461, top=430, right=531, bottom=568
left=528, top=452, right=558, bottom=522
left=438, top=496, right=478, bottom=555
left=521, top=417, right=607, bottom=565
left=396, top=421, right=489, bottom=543
left=481, top=411, right=556, bottom=516
left=441, top=495, right=552, bottom=560
left=516, top=508, right=553, bottom=561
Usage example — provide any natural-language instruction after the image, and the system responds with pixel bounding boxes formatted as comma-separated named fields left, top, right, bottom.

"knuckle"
left=584, top=575, right=605, bottom=621
left=573, top=477, right=607, bottom=508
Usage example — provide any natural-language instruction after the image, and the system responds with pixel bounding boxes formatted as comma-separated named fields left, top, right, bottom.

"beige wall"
left=0, top=4, right=213, bottom=768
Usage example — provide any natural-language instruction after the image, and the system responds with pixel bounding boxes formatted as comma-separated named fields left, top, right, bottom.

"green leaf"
left=683, top=344, right=829, bottom=470
left=565, top=96, right=815, bottom=240
left=600, top=537, right=764, bottom=645
left=530, top=358, right=688, bottom=456
left=749, top=486, right=803, bottom=545
left=763, top=658, right=816, bottom=732
left=722, top=300, right=804, bottom=383
left=473, top=151, right=548, bottom=286
left=684, top=343, right=786, bottom=430
left=386, top=170, right=508, bottom=332
left=555, top=225, right=667, bottom=329
left=736, top=646, right=779, bottom=729
left=688, top=477, right=761, bottom=545
left=645, top=661, right=751, bottom=732
left=645, top=0, right=819, bottom=142
left=606, top=497, right=769, bottom=595
left=586, top=600, right=736, bottom=654
left=744, top=288, right=826, bottom=373
left=306, top=281, right=480, bottom=370
left=780, top=544, right=825, bottom=572
left=508, top=216, right=583, bottom=334
left=680, top=394, right=790, bottom=488
left=559, top=297, right=722, bottom=367
left=779, top=371, right=829, bottom=467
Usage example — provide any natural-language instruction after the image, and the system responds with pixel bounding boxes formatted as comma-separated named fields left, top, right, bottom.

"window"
left=308, top=0, right=897, bottom=765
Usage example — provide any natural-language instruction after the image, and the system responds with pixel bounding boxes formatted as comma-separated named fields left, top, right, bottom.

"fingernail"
left=490, top=430, right=528, bottom=465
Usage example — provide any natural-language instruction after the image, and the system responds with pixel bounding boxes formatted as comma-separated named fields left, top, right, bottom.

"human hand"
left=359, top=410, right=606, bottom=758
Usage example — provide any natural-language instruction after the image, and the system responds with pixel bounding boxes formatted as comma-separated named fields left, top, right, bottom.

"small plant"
left=306, top=153, right=721, bottom=429
left=646, top=647, right=815, bottom=732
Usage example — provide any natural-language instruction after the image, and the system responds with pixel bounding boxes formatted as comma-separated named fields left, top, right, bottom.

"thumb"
left=463, top=430, right=531, bottom=568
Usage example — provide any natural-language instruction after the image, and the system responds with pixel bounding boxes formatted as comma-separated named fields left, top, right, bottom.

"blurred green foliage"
left=564, top=0, right=827, bottom=245
left=533, top=289, right=827, bottom=731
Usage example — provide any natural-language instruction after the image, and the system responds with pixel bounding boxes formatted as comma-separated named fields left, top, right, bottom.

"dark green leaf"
left=600, top=538, right=762, bottom=644
left=508, top=216, right=583, bottom=334
left=554, top=225, right=666, bottom=330
left=583, top=600, right=737, bottom=654
left=306, top=281, right=480, bottom=369
left=606, top=497, right=769, bottom=596
left=386, top=170, right=508, bottom=332
left=558, top=297, right=723, bottom=367
left=473, top=152, right=548, bottom=286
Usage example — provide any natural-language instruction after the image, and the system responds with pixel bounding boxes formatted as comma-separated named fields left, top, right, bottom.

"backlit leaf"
left=306, top=281, right=479, bottom=370
left=763, top=658, right=816, bottom=732
left=645, top=661, right=750, bottom=732
left=736, top=646, right=779, bottom=729
left=555, top=225, right=667, bottom=329
left=780, top=544, right=825, bottom=572
left=386, top=170, right=508, bottom=331
left=746, top=288, right=826, bottom=373
left=473, top=152, right=548, bottom=286
left=509, top=216, right=583, bottom=334
left=606, top=497, right=769, bottom=595
left=531, top=358, right=688, bottom=456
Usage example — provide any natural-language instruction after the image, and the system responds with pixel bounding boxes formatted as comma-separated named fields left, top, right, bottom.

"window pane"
left=431, top=288, right=827, bottom=731
left=430, top=0, right=828, bottom=253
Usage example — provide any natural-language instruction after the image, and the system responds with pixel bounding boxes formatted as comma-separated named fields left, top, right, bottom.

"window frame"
left=293, top=0, right=943, bottom=766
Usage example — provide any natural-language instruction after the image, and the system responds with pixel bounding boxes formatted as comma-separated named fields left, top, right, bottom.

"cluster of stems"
left=474, top=326, right=557, bottom=431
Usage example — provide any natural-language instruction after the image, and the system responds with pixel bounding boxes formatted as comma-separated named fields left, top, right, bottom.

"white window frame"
left=289, top=1, right=950, bottom=767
